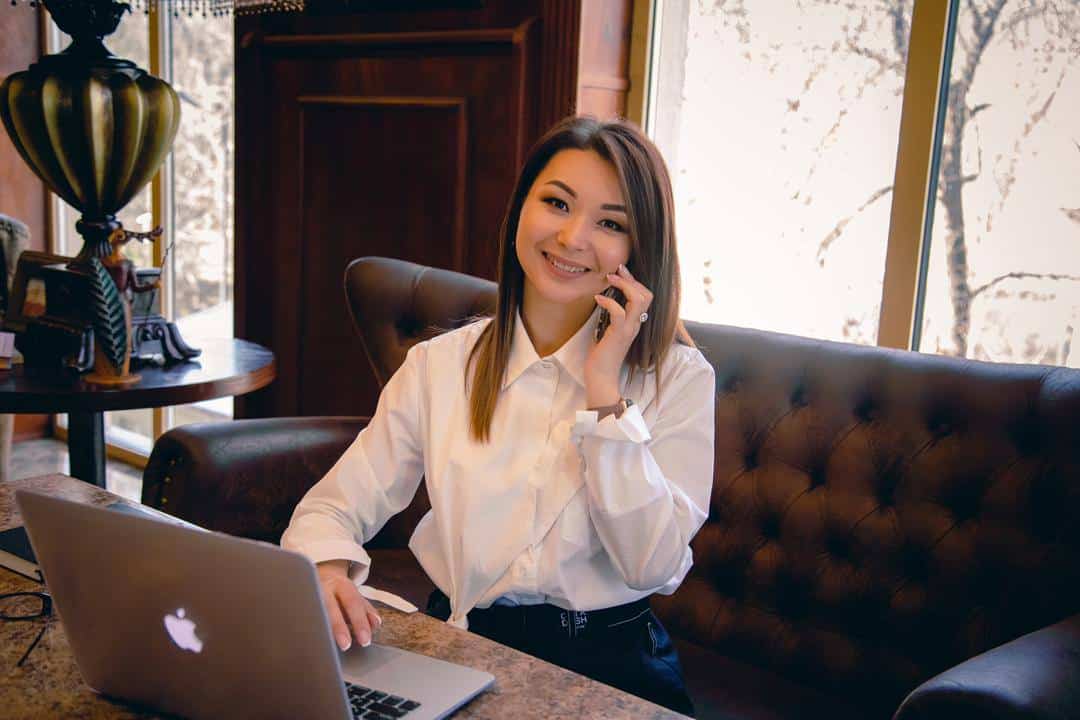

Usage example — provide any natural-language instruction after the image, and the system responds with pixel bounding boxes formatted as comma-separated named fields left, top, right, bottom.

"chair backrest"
left=347, top=257, right=1080, bottom=711
left=345, top=256, right=497, bottom=387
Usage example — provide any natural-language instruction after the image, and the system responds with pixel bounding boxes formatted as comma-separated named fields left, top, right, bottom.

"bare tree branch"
left=997, top=67, right=1066, bottom=212
left=892, top=0, right=911, bottom=61
left=1000, top=5, right=1052, bottom=36
left=816, top=184, right=893, bottom=264
left=971, top=271, right=1080, bottom=299
left=967, top=0, right=986, bottom=38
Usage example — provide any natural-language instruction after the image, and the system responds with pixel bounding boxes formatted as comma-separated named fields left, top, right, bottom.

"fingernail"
left=337, top=633, right=351, bottom=651
left=361, top=632, right=372, bottom=647
left=375, top=615, right=383, bottom=627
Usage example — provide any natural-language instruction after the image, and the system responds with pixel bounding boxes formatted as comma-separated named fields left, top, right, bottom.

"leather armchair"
left=144, top=256, right=1080, bottom=720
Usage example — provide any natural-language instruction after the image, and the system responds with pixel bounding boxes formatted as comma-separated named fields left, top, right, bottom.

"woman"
left=282, top=116, right=715, bottom=716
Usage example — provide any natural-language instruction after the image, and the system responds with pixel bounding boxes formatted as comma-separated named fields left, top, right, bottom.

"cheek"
left=517, top=205, right=549, bottom=245
left=595, top=236, right=631, bottom=273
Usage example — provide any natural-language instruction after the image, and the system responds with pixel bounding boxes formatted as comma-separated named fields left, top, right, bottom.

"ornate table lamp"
left=1, top=0, right=181, bottom=268
left=1, top=0, right=298, bottom=376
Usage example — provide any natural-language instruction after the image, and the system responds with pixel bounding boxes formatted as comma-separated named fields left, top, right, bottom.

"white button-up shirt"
left=281, top=308, right=715, bottom=628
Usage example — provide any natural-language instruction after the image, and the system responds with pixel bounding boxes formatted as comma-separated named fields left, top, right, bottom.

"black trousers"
left=427, top=590, right=695, bottom=717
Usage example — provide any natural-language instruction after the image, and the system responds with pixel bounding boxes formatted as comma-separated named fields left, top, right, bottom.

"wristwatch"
left=589, top=397, right=633, bottom=421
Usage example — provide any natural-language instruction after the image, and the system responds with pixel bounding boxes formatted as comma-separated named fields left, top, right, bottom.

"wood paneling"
left=577, top=0, right=633, bottom=118
left=296, top=96, right=467, bottom=415
left=1, top=8, right=50, bottom=440
left=235, top=1, right=635, bottom=419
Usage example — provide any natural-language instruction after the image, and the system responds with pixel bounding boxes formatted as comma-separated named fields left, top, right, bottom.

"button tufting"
left=396, top=315, right=422, bottom=339
left=1011, top=420, right=1040, bottom=456
left=854, top=395, right=877, bottom=422
left=790, top=385, right=807, bottom=408
left=826, top=533, right=850, bottom=559
left=928, top=411, right=956, bottom=438
left=760, top=514, right=781, bottom=539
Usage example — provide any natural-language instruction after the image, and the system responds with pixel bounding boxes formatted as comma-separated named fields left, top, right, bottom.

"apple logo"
left=163, top=608, right=204, bottom=653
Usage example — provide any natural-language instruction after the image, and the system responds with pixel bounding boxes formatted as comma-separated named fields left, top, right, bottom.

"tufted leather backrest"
left=347, top=257, right=1080, bottom=711
left=346, top=256, right=497, bottom=387
left=665, top=320, right=1080, bottom=711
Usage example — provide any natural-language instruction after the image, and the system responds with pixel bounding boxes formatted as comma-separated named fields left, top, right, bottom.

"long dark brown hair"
left=466, top=115, right=693, bottom=442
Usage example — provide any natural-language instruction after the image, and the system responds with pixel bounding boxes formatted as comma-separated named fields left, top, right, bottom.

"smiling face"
left=515, top=148, right=633, bottom=322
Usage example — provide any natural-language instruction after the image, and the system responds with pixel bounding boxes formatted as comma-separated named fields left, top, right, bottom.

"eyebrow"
left=544, top=180, right=626, bottom=213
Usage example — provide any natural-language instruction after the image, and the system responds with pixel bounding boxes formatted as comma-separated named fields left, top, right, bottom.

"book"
left=0, top=331, right=15, bottom=370
left=0, top=525, right=44, bottom=583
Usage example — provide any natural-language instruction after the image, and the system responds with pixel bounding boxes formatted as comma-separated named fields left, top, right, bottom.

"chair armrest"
left=894, top=613, right=1080, bottom=720
left=142, top=416, right=369, bottom=542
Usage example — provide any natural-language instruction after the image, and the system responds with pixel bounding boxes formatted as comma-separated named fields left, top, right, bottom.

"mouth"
left=542, top=251, right=591, bottom=277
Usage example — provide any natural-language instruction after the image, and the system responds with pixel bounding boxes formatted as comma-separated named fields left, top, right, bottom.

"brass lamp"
left=1, top=0, right=296, bottom=372
left=0, top=0, right=181, bottom=267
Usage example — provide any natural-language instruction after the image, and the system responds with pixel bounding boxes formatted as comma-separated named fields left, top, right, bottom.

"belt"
left=431, top=590, right=652, bottom=640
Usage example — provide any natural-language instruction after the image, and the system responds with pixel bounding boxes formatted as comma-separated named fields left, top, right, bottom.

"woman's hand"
left=316, top=559, right=382, bottom=651
left=585, top=263, right=654, bottom=408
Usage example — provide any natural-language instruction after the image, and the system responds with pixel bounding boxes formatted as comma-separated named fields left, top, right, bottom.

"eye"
left=599, top=218, right=626, bottom=233
left=542, top=196, right=569, bottom=212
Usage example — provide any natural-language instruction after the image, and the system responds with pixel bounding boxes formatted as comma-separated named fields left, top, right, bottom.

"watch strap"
left=589, top=397, right=633, bottom=421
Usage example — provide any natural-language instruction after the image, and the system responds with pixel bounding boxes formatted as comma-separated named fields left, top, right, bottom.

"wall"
left=1, top=8, right=51, bottom=440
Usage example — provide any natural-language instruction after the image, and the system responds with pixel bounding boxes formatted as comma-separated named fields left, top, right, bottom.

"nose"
left=556, top=214, right=589, bottom=252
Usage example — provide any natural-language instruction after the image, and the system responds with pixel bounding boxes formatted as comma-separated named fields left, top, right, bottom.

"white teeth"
left=547, top=254, right=587, bottom=273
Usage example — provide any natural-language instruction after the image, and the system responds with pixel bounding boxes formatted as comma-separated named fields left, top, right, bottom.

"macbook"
left=16, top=489, right=494, bottom=720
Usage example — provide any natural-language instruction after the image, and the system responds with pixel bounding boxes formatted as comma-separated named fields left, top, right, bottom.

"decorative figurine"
left=101, top=225, right=162, bottom=304
left=84, top=226, right=166, bottom=384
left=84, top=256, right=139, bottom=385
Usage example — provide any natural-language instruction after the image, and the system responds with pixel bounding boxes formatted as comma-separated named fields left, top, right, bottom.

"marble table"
left=0, top=474, right=688, bottom=719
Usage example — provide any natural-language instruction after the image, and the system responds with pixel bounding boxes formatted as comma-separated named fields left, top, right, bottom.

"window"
left=165, top=12, right=236, bottom=427
left=646, top=1, right=911, bottom=344
left=639, top=1, right=1080, bottom=368
left=916, top=3, right=1080, bottom=366
left=48, top=11, right=235, bottom=463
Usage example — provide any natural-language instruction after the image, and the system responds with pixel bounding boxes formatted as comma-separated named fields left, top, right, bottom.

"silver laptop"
left=16, top=490, right=494, bottom=720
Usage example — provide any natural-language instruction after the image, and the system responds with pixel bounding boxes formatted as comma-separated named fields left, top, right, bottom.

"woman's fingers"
left=594, top=292, right=627, bottom=323
left=606, top=266, right=653, bottom=312
left=337, top=583, right=380, bottom=647
left=320, top=581, right=353, bottom=651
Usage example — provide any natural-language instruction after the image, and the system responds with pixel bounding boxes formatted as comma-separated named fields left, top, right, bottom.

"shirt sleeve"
left=571, top=350, right=715, bottom=591
left=280, top=343, right=427, bottom=585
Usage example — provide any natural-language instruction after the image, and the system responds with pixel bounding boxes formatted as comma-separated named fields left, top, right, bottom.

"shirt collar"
left=502, top=306, right=600, bottom=391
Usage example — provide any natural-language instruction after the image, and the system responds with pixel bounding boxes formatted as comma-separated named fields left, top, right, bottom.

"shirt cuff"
left=291, top=539, right=373, bottom=585
left=572, top=402, right=652, bottom=444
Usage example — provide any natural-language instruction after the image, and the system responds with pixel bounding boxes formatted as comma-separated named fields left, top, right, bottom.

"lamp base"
left=83, top=371, right=141, bottom=386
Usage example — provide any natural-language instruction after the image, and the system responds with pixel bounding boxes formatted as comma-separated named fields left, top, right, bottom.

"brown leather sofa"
left=143, top=257, right=1080, bottom=720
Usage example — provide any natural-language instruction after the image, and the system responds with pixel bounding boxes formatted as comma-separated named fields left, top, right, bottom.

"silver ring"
left=639, top=312, right=649, bottom=323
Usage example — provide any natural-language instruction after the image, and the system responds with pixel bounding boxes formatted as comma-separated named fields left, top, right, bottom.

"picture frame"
left=3, top=251, right=74, bottom=334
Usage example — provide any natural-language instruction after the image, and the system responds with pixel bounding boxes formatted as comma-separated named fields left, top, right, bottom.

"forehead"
left=534, top=149, right=623, bottom=200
